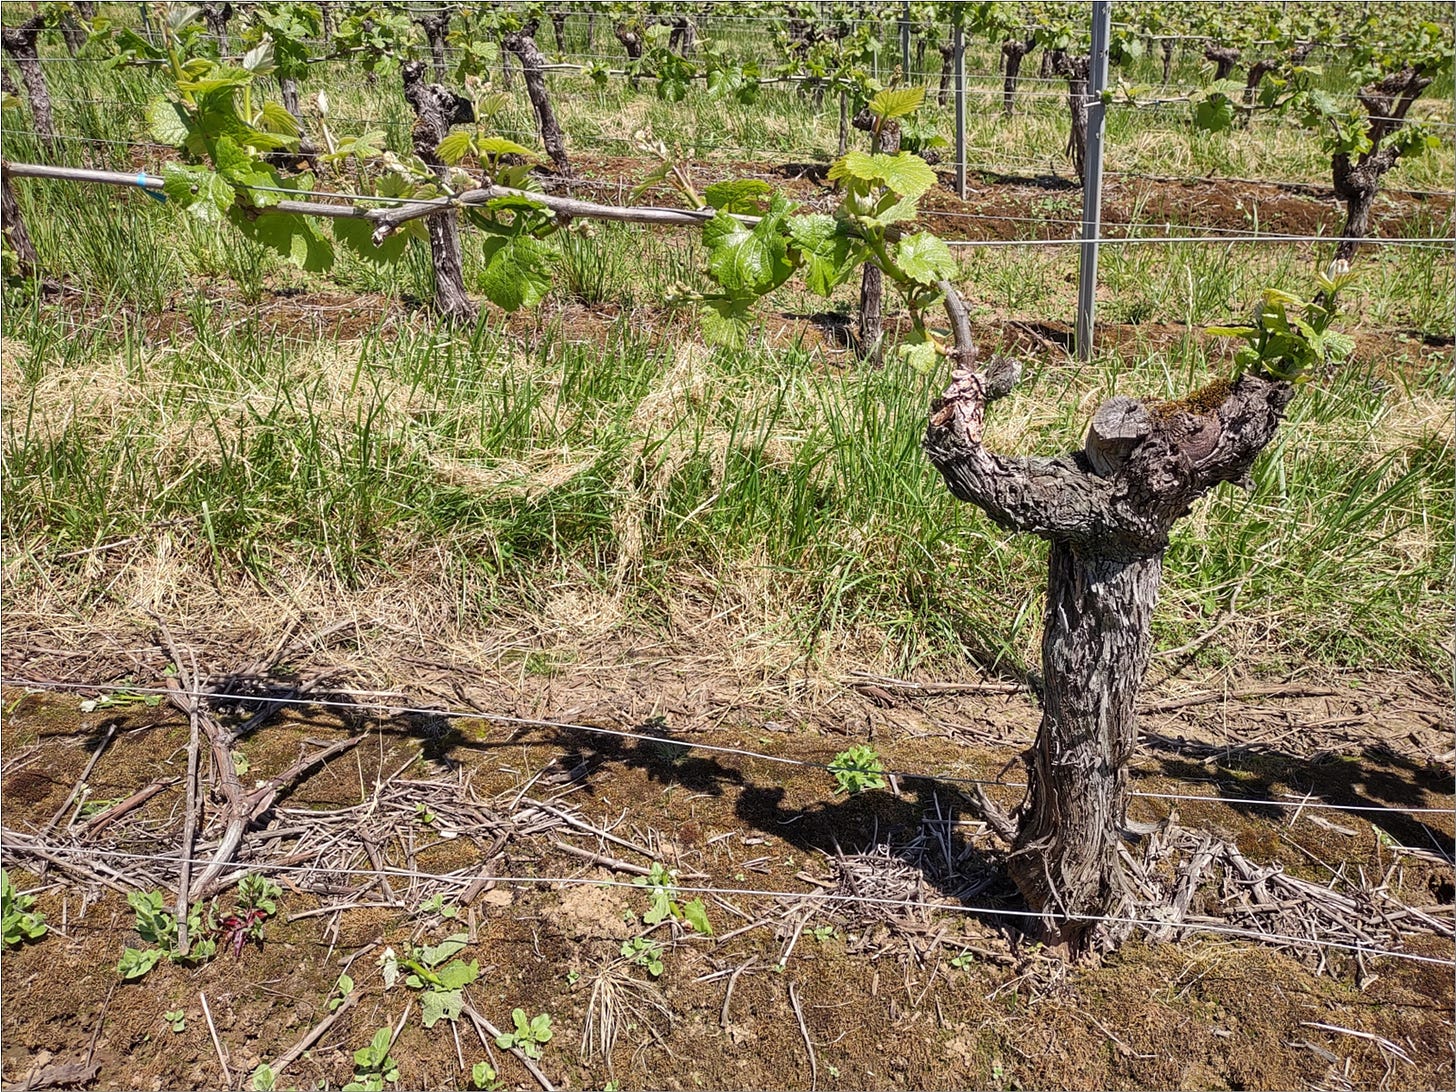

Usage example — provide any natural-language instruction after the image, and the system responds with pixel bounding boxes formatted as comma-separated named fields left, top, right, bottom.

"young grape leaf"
left=477, top=136, right=539, bottom=159
left=436, top=131, right=474, bottom=165
left=699, top=295, right=756, bottom=349
left=829, top=150, right=937, bottom=198
left=162, top=164, right=235, bottom=220
left=1192, top=95, right=1235, bottom=133
left=704, top=179, right=772, bottom=214
left=787, top=213, right=861, bottom=296
left=226, top=208, right=335, bottom=272
left=479, top=231, right=555, bottom=310
left=894, top=232, right=957, bottom=285
left=331, top=216, right=407, bottom=264
left=146, top=97, right=192, bottom=146
left=702, top=193, right=795, bottom=298
left=868, top=86, right=925, bottom=121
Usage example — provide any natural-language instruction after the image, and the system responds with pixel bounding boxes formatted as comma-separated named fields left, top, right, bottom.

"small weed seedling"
left=118, top=874, right=282, bottom=980
left=250, top=1063, right=276, bottom=1091
left=343, top=1027, right=400, bottom=1092
left=163, top=1008, right=186, bottom=1032
left=328, top=973, right=355, bottom=1012
left=78, top=682, right=162, bottom=713
left=1, top=870, right=47, bottom=948
left=470, top=1061, right=503, bottom=1091
left=949, top=949, right=976, bottom=970
left=621, top=936, right=665, bottom=976
left=380, top=933, right=479, bottom=1028
left=635, top=863, right=712, bottom=934
left=417, top=892, right=459, bottom=919
left=495, top=1008, right=553, bottom=1059
left=812, top=925, right=840, bottom=943
left=828, top=745, right=886, bottom=794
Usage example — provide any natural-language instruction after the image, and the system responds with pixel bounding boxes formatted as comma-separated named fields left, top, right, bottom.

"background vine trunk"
left=401, top=61, right=477, bottom=324
left=504, top=22, right=573, bottom=179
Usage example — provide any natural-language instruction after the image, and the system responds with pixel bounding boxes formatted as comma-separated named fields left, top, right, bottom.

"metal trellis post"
left=954, top=23, right=966, bottom=200
left=1076, top=1, right=1112, bottom=361
left=900, top=2, right=912, bottom=79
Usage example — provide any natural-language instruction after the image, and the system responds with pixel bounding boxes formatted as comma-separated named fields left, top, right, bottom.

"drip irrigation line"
left=4, top=677, right=1452, bottom=819
left=3, top=840, right=1451, bottom=968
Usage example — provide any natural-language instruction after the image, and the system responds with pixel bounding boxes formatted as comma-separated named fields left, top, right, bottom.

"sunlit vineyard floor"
left=2, top=679, right=1453, bottom=1092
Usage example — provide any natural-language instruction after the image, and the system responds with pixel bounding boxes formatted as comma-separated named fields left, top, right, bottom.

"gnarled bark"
left=2, top=18, right=56, bottom=148
left=503, top=21, right=573, bottom=179
left=2, top=164, right=39, bottom=278
left=401, top=61, right=477, bottom=324
left=1050, top=50, right=1090, bottom=182
left=1160, top=38, right=1174, bottom=84
left=937, top=40, right=955, bottom=106
left=668, top=17, right=695, bottom=55
left=1203, top=43, right=1240, bottom=81
left=1001, top=36, right=1035, bottom=117
left=415, top=10, right=451, bottom=82
left=924, top=282, right=1296, bottom=954
left=550, top=12, right=567, bottom=52
left=614, top=22, right=644, bottom=89
left=200, top=2, right=233, bottom=56
left=1331, top=66, right=1432, bottom=264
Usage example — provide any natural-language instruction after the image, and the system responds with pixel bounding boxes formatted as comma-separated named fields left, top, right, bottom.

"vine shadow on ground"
left=538, top=720, right=1027, bottom=931
left=1138, top=729, right=1456, bottom=872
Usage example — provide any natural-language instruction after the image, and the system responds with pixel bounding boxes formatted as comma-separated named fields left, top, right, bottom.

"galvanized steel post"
left=954, top=23, right=966, bottom=200
left=1076, top=1, right=1112, bottom=360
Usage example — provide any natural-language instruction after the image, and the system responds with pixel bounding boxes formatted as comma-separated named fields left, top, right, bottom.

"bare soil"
left=1, top=654, right=1451, bottom=1092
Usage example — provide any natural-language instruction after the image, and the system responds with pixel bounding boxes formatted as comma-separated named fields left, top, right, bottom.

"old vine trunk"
left=1001, top=37, right=1035, bottom=117
left=401, top=61, right=477, bottom=324
left=504, top=21, right=573, bottom=179
left=2, top=19, right=56, bottom=149
left=1331, top=67, right=1433, bottom=264
left=924, top=283, right=1296, bottom=954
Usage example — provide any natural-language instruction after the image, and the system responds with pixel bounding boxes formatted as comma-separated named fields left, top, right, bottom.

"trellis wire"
left=5, top=677, right=1452, bottom=820
left=5, top=841, right=1451, bottom=969
left=7, top=156, right=1453, bottom=249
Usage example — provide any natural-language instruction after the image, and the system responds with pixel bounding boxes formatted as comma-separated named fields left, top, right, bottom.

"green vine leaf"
left=702, top=193, right=795, bottom=298
left=146, top=98, right=192, bottom=146
left=868, top=86, right=925, bottom=121
left=787, top=213, right=861, bottom=297
left=479, top=232, right=555, bottom=310
left=704, top=179, right=773, bottom=215
left=894, top=232, right=957, bottom=285
left=829, top=151, right=937, bottom=199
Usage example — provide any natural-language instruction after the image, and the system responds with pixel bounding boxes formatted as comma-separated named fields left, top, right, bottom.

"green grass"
left=1, top=6, right=1451, bottom=683
left=3, top=252, right=1450, bottom=677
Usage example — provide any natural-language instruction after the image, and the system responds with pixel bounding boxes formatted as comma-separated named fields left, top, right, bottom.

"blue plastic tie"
left=138, top=171, right=167, bottom=203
